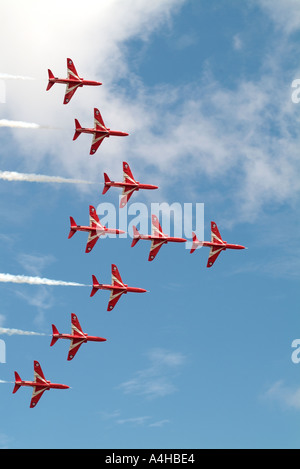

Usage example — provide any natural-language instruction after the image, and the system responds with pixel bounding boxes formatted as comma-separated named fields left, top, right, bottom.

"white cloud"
left=256, top=0, right=300, bottom=34
left=99, top=410, right=170, bottom=428
left=17, top=253, right=56, bottom=276
left=233, top=34, right=243, bottom=51
left=0, top=432, right=11, bottom=449
left=116, top=416, right=151, bottom=426
left=265, top=381, right=300, bottom=410
left=0, top=0, right=299, bottom=225
left=149, top=419, right=170, bottom=428
left=118, top=348, right=185, bottom=399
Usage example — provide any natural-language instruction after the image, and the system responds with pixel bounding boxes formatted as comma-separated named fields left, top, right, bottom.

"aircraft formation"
left=9, top=58, right=246, bottom=407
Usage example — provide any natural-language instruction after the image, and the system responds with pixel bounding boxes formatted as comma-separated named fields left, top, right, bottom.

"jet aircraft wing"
left=90, top=134, right=106, bottom=154
left=107, top=264, right=126, bottom=311
left=107, top=289, right=124, bottom=311
left=63, top=83, right=81, bottom=104
left=120, top=187, right=136, bottom=207
left=67, top=58, right=80, bottom=80
left=207, top=246, right=224, bottom=267
left=207, top=222, right=226, bottom=267
left=30, top=386, right=47, bottom=408
left=94, top=108, right=106, bottom=131
left=148, top=239, right=165, bottom=261
left=31, top=361, right=48, bottom=408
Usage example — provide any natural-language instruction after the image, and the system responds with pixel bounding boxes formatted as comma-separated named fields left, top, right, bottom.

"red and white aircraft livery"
left=90, top=264, right=148, bottom=311
left=68, top=205, right=125, bottom=253
left=102, top=161, right=158, bottom=208
left=73, top=108, right=129, bottom=155
left=131, top=214, right=186, bottom=261
left=190, top=221, right=246, bottom=267
left=13, top=361, right=69, bottom=408
left=50, top=313, right=107, bottom=361
left=46, top=58, right=102, bottom=104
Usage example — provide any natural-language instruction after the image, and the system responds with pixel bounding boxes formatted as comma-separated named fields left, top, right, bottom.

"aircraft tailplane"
left=190, top=232, right=202, bottom=254
left=102, top=173, right=111, bottom=194
left=68, top=217, right=77, bottom=239
left=73, top=119, right=82, bottom=140
left=131, top=226, right=140, bottom=247
left=46, top=69, right=55, bottom=91
left=13, top=372, right=22, bottom=394
left=50, top=325, right=59, bottom=347
left=90, top=275, right=100, bottom=297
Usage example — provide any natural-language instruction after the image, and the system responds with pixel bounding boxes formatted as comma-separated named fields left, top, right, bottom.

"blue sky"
left=0, top=0, right=300, bottom=449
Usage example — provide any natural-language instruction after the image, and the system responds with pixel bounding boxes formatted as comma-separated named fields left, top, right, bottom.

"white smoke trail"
left=0, top=380, right=14, bottom=384
left=0, top=119, right=40, bottom=129
left=0, top=327, right=47, bottom=337
left=0, top=170, right=94, bottom=185
left=0, top=273, right=89, bottom=287
left=0, top=73, right=35, bottom=80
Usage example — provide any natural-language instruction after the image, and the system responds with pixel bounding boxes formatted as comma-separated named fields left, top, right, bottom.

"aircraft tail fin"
left=90, top=275, right=100, bottom=297
left=68, top=216, right=77, bottom=239
left=102, top=173, right=111, bottom=194
left=73, top=119, right=82, bottom=140
left=13, top=372, right=22, bottom=394
left=131, top=226, right=140, bottom=247
left=50, top=325, right=59, bottom=347
left=46, top=69, right=55, bottom=91
left=190, top=232, right=202, bottom=254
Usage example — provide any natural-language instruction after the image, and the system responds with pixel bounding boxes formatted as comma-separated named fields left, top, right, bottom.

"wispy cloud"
left=149, top=419, right=170, bottom=428
left=18, top=253, right=56, bottom=277
left=116, top=416, right=151, bottom=426
left=0, top=432, right=11, bottom=449
left=256, top=0, right=300, bottom=34
left=232, top=34, right=243, bottom=51
left=0, top=0, right=299, bottom=225
left=265, top=381, right=300, bottom=410
left=118, top=348, right=185, bottom=399
left=99, top=410, right=170, bottom=428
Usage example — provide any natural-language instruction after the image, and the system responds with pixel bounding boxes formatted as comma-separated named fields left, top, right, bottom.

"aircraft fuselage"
left=201, top=241, right=246, bottom=250
left=74, top=225, right=124, bottom=235
left=52, top=333, right=106, bottom=343
left=137, top=235, right=186, bottom=243
left=105, top=181, right=158, bottom=191
left=15, top=380, right=69, bottom=390
left=96, top=283, right=147, bottom=294
left=49, top=77, right=101, bottom=87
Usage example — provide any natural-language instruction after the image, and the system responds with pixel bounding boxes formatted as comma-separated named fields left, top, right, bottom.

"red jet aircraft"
left=190, top=221, right=246, bottom=267
left=90, top=264, right=148, bottom=311
left=13, top=361, right=69, bottom=408
left=132, top=214, right=186, bottom=261
left=50, top=313, right=107, bottom=361
left=73, top=108, right=129, bottom=155
left=102, top=161, right=158, bottom=208
left=68, top=205, right=125, bottom=253
left=46, top=58, right=102, bottom=104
